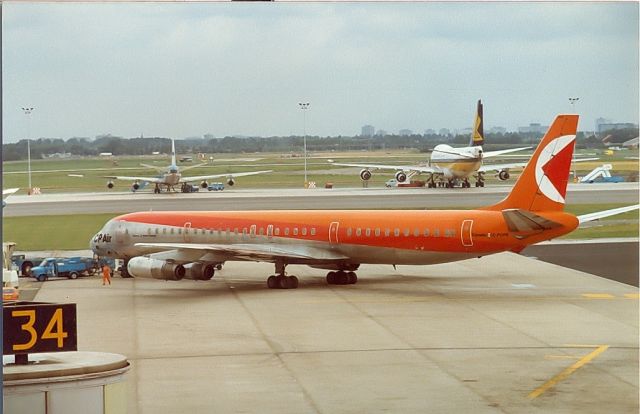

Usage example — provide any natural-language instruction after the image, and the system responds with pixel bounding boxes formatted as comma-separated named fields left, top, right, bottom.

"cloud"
left=2, top=2, right=638, bottom=141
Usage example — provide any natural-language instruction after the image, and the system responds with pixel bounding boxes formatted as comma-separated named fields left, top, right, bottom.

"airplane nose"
left=90, top=233, right=100, bottom=253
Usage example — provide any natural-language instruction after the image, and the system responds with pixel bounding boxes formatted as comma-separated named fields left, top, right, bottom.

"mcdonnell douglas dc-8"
left=332, top=100, right=532, bottom=188
left=105, top=139, right=272, bottom=193
left=91, top=114, right=638, bottom=288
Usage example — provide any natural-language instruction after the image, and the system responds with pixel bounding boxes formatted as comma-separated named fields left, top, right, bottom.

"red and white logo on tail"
left=534, top=134, right=576, bottom=204
left=486, top=114, right=579, bottom=213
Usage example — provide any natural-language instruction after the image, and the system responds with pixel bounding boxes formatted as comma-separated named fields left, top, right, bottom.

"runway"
left=3, top=182, right=638, bottom=216
left=25, top=253, right=638, bottom=414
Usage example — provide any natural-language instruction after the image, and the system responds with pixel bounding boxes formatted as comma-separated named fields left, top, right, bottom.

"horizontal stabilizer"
left=502, top=209, right=563, bottom=234
left=578, top=204, right=639, bottom=224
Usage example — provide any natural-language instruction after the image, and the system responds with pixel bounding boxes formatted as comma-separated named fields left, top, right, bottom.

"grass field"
left=3, top=148, right=638, bottom=193
left=3, top=203, right=637, bottom=251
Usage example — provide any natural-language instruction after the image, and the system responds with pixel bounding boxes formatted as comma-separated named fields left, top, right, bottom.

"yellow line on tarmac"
left=528, top=345, right=609, bottom=399
left=581, top=293, right=615, bottom=299
left=624, top=293, right=640, bottom=299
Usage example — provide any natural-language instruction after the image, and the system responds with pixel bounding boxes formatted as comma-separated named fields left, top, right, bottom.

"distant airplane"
left=2, top=188, right=19, bottom=207
left=104, top=139, right=271, bottom=193
left=332, top=100, right=531, bottom=188
left=91, top=114, right=638, bottom=288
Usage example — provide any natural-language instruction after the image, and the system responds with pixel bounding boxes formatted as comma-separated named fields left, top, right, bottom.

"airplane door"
left=115, top=222, right=128, bottom=244
left=267, top=225, right=274, bottom=240
left=329, top=222, right=339, bottom=244
left=183, top=222, right=192, bottom=242
left=461, top=220, right=473, bottom=247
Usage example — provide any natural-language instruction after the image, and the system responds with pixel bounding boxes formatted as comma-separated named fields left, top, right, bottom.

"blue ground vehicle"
left=30, top=257, right=98, bottom=282
left=207, top=182, right=225, bottom=191
left=11, top=254, right=47, bottom=276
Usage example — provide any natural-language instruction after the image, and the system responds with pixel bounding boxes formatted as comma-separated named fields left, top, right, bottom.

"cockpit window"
left=169, top=168, right=178, bottom=174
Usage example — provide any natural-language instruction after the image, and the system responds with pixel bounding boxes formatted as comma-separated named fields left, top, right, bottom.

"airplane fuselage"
left=430, top=144, right=483, bottom=179
left=91, top=209, right=577, bottom=267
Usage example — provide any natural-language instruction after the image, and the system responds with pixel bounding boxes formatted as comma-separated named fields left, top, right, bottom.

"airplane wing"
left=103, top=175, right=166, bottom=184
left=480, top=157, right=602, bottom=173
left=181, top=170, right=273, bottom=183
left=2, top=188, right=19, bottom=196
left=577, top=204, right=639, bottom=224
left=482, top=147, right=532, bottom=158
left=330, top=162, right=438, bottom=174
left=2, top=188, right=19, bottom=207
left=134, top=242, right=349, bottom=264
left=478, top=162, right=527, bottom=173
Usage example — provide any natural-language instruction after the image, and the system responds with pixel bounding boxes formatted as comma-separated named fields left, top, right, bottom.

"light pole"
left=22, top=107, right=34, bottom=192
left=298, top=102, right=310, bottom=186
left=569, top=97, right=579, bottom=111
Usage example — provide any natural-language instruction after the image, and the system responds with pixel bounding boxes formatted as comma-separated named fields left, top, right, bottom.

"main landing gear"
left=267, top=274, right=299, bottom=289
left=326, top=270, right=358, bottom=285
left=267, top=261, right=299, bottom=289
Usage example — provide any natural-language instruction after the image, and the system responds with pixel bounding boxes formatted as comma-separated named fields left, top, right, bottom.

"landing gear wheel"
left=327, top=271, right=337, bottom=284
left=289, top=275, right=299, bottom=289
left=267, top=275, right=278, bottom=289
left=336, top=271, right=349, bottom=285
left=347, top=272, right=358, bottom=284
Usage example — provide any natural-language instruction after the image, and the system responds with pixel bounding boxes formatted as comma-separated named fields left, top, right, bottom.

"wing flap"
left=135, top=242, right=349, bottom=263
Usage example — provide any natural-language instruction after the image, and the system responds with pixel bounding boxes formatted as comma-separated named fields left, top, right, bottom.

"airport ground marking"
left=528, top=344, right=609, bottom=399
left=581, top=293, right=615, bottom=299
left=623, top=293, right=640, bottom=299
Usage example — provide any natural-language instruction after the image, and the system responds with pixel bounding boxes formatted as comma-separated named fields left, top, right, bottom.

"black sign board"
left=3, top=302, right=77, bottom=356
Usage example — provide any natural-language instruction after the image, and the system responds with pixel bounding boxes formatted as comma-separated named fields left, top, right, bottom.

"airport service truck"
left=3, top=243, right=20, bottom=289
left=11, top=254, right=47, bottom=276
left=30, top=257, right=98, bottom=282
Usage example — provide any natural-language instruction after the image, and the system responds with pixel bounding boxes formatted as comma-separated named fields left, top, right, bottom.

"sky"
left=2, top=2, right=638, bottom=142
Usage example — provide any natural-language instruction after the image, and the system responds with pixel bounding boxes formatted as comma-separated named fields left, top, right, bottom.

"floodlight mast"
left=298, top=102, right=310, bottom=187
left=21, top=107, right=34, bottom=192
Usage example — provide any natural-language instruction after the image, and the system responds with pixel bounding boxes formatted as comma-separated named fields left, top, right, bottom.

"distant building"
left=438, top=128, right=451, bottom=136
left=597, top=122, right=638, bottom=134
left=518, top=123, right=548, bottom=134
left=424, top=129, right=435, bottom=135
left=375, top=129, right=388, bottom=136
left=398, top=129, right=413, bottom=136
left=595, top=117, right=612, bottom=132
left=361, top=125, right=375, bottom=137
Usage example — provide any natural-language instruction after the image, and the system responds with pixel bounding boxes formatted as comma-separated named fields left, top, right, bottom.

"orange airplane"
left=90, top=114, right=638, bottom=289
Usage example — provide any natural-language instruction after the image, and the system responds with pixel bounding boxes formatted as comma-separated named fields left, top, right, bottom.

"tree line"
left=2, top=128, right=636, bottom=162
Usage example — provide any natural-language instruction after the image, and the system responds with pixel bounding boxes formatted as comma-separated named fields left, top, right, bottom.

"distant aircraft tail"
left=171, top=139, right=177, bottom=167
left=469, top=99, right=484, bottom=147
left=485, top=114, right=579, bottom=212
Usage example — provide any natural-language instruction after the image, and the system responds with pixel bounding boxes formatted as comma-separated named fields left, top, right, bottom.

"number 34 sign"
left=3, top=303, right=77, bottom=355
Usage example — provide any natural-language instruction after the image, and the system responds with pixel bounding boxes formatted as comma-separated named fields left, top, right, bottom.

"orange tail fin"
left=486, top=114, right=579, bottom=212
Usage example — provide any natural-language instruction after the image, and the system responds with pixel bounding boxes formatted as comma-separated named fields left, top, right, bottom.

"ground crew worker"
left=102, top=262, right=111, bottom=286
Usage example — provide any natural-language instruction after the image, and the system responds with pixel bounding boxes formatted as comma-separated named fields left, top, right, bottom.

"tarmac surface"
left=3, top=182, right=639, bottom=216
left=26, top=253, right=639, bottom=414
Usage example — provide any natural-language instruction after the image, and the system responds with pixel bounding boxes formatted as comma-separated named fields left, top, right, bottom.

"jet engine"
left=359, top=169, right=372, bottom=181
left=498, top=170, right=510, bottom=181
left=107, top=181, right=114, bottom=189
left=184, top=263, right=216, bottom=280
left=227, top=178, right=235, bottom=186
left=132, top=182, right=140, bottom=191
left=127, top=257, right=185, bottom=281
left=395, top=171, right=408, bottom=183
left=200, top=181, right=209, bottom=189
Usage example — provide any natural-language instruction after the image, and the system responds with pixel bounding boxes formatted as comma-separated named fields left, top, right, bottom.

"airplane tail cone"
left=486, top=114, right=579, bottom=212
